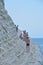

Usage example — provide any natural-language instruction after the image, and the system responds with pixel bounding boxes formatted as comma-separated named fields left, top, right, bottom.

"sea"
left=31, top=38, right=43, bottom=53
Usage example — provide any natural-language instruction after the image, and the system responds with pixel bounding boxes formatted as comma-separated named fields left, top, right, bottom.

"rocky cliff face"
left=0, top=0, right=43, bottom=65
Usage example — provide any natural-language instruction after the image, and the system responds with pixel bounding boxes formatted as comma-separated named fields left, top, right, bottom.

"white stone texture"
left=0, top=0, right=43, bottom=65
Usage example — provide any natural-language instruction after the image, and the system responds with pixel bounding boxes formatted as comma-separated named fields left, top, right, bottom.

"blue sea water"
left=31, top=38, right=43, bottom=53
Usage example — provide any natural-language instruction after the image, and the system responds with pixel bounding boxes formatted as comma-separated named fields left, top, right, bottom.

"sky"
left=4, top=0, right=43, bottom=38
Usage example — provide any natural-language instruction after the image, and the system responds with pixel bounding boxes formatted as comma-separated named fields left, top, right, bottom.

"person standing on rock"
left=25, top=36, right=30, bottom=53
left=19, top=30, right=30, bottom=52
left=23, top=31, right=30, bottom=52
left=19, top=33, right=23, bottom=39
left=16, top=25, right=19, bottom=32
left=25, top=36, right=30, bottom=47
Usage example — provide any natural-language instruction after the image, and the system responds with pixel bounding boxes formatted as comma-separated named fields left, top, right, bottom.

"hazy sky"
left=4, top=0, right=43, bottom=38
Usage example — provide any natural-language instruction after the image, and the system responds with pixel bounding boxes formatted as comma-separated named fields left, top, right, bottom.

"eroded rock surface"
left=0, top=0, right=43, bottom=65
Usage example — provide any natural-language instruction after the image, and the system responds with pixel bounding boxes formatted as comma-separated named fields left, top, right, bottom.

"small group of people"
left=15, top=25, right=30, bottom=47
left=19, top=30, right=30, bottom=47
left=15, top=24, right=30, bottom=52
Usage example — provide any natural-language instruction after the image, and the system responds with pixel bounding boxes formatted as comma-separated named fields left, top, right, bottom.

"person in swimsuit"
left=25, top=37, right=30, bottom=46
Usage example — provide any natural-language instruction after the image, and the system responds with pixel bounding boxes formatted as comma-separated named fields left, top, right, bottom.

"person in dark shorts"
left=26, top=43, right=30, bottom=46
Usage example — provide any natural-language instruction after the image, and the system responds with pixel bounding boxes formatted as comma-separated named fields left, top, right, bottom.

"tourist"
left=25, top=37, right=30, bottom=46
left=23, top=30, right=27, bottom=40
left=16, top=25, right=18, bottom=32
left=23, top=31, right=30, bottom=46
left=19, top=33, right=23, bottom=39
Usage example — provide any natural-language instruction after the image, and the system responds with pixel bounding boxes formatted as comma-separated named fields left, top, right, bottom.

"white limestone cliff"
left=0, top=0, right=43, bottom=65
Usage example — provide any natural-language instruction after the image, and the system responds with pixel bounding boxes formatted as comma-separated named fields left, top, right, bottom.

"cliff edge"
left=0, top=0, right=43, bottom=65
